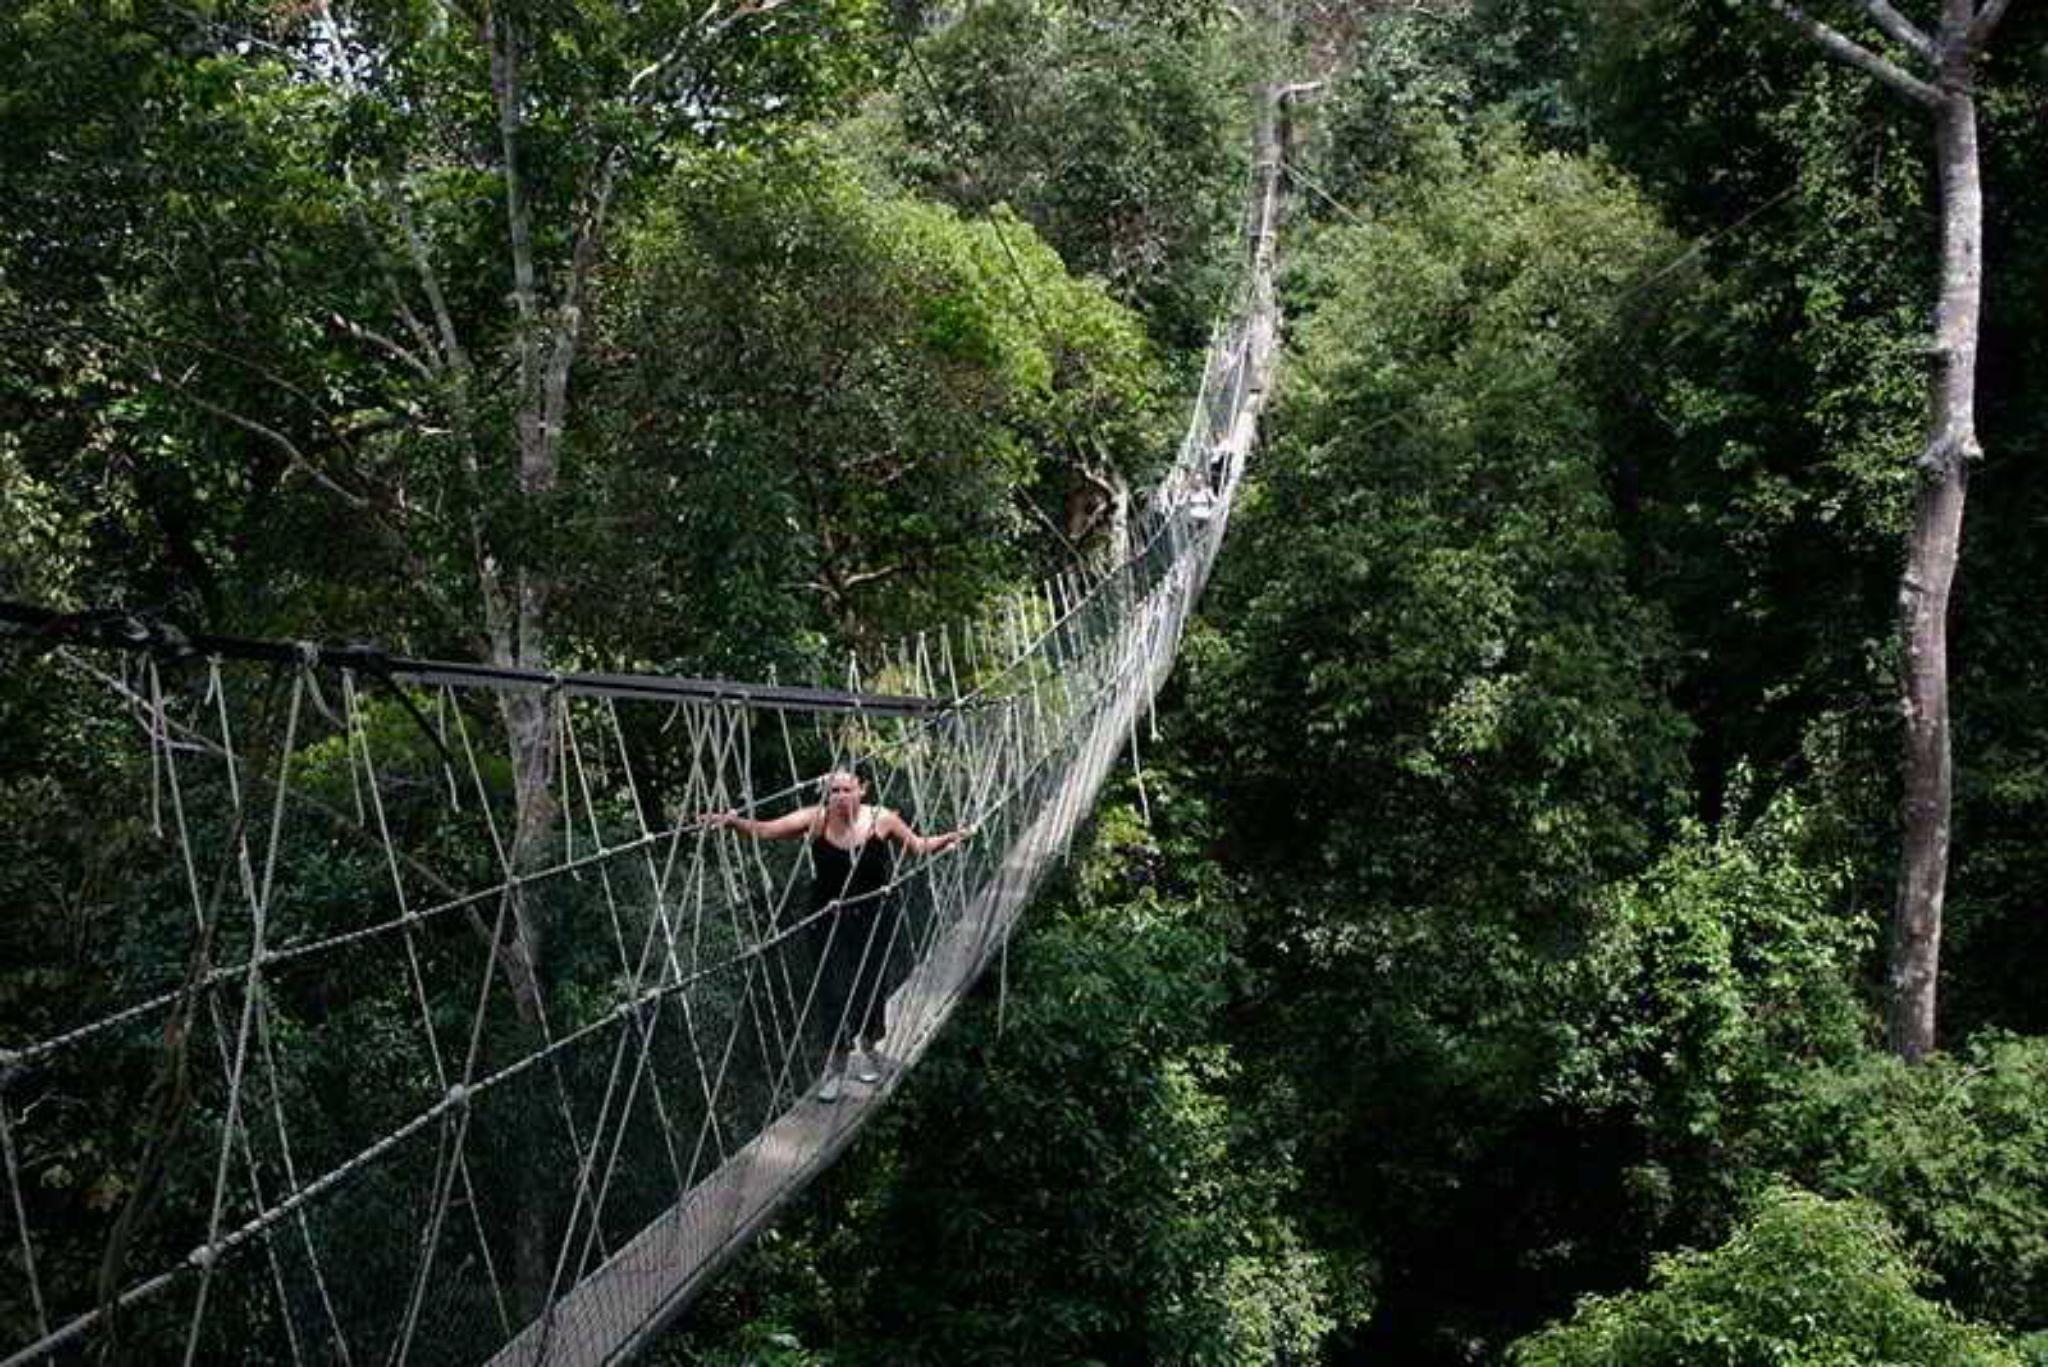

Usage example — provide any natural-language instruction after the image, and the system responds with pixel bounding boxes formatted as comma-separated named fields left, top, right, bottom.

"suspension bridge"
left=0, top=88, right=1291, bottom=1367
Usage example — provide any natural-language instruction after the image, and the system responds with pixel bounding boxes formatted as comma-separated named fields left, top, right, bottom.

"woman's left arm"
left=878, top=808, right=972, bottom=856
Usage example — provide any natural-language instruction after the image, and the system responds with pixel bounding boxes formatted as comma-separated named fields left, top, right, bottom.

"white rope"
left=348, top=675, right=505, bottom=1357
left=197, top=661, right=329, bottom=1367
left=182, top=667, right=305, bottom=1365
left=547, top=695, right=711, bottom=1312
left=604, top=700, right=696, bottom=1182
left=11, top=627, right=1129, bottom=1358
left=452, top=691, right=618, bottom=1272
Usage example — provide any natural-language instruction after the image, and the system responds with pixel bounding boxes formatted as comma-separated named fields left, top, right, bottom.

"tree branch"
left=343, top=185, right=445, bottom=372
left=839, top=564, right=905, bottom=592
left=72, top=656, right=512, bottom=970
left=150, top=362, right=472, bottom=638
left=1967, top=0, right=2013, bottom=47
left=330, top=312, right=436, bottom=381
left=159, top=375, right=373, bottom=511
left=1760, top=0, right=1944, bottom=105
left=537, top=153, right=619, bottom=476
left=627, top=0, right=797, bottom=100
left=1012, top=488, right=1086, bottom=570
left=391, top=188, right=471, bottom=378
left=1850, top=0, right=1936, bottom=62
left=490, top=7, right=539, bottom=349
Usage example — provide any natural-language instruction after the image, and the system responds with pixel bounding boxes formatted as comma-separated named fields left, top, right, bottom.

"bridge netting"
left=0, top=94, right=1283, bottom=1367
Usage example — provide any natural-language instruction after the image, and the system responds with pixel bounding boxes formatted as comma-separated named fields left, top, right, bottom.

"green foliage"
left=0, top=426, right=87, bottom=603
left=0, top=0, right=369, bottom=624
left=1555, top=793, right=1870, bottom=1169
left=0, top=0, right=890, bottom=651
left=888, top=0, right=1252, bottom=348
left=653, top=1318, right=830, bottom=1366
left=12, top=0, right=2048, bottom=1358
left=1553, top=0, right=1950, bottom=895
left=850, top=810, right=1328, bottom=1363
left=1313, top=10, right=1472, bottom=202
left=1553, top=0, right=2048, bottom=1049
left=1761, top=1034, right=2048, bottom=1328
left=1199, top=122, right=1690, bottom=915
left=1512, top=1187, right=2021, bottom=1366
left=1163, top=115, right=1704, bottom=1358
left=1310, top=0, right=1594, bottom=211
left=596, top=139, right=1164, bottom=667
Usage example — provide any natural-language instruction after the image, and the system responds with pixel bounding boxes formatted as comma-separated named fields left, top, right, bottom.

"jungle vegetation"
left=5, top=0, right=2048, bottom=1361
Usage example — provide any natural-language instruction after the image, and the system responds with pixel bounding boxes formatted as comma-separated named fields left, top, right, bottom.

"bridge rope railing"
left=0, top=651, right=973, bottom=1362
left=0, top=84, right=1292, bottom=1367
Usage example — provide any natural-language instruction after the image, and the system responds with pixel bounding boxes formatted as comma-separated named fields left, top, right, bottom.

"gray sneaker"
left=851, top=1048, right=883, bottom=1085
left=816, top=1071, right=844, bottom=1103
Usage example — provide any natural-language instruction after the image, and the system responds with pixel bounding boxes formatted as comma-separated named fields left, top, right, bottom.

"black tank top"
left=810, top=822, right=893, bottom=914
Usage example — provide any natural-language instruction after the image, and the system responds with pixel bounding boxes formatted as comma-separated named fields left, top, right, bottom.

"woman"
left=706, top=766, right=970, bottom=1101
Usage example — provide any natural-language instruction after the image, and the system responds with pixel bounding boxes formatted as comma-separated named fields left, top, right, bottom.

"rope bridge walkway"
left=0, top=94, right=1288, bottom=1367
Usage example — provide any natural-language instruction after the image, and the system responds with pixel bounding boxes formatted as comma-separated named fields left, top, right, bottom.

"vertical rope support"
left=182, top=666, right=306, bottom=1366
left=352, top=673, right=505, bottom=1356
left=0, top=1094, right=48, bottom=1341
left=605, top=700, right=703, bottom=1205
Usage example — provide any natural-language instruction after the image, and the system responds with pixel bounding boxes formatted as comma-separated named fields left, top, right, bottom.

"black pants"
left=803, top=899, right=898, bottom=1054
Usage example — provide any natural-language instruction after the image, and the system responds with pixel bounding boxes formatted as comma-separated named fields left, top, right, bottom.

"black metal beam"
left=0, top=601, right=946, bottom=718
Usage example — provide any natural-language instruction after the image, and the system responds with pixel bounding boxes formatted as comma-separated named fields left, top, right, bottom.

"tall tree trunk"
left=1764, top=0, right=2004, bottom=1060
left=1892, top=49, right=1982, bottom=1061
left=484, top=0, right=560, bottom=1034
left=489, top=4, right=568, bottom=1318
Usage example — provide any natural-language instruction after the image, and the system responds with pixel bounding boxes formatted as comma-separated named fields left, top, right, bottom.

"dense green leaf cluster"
left=592, top=138, right=1167, bottom=666
left=0, top=0, right=1256, bottom=1354
left=885, top=0, right=1253, bottom=350
left=1544, top=801, right=1859, bottom=1176
left=1514, top=1187, right=2020, bottom=1367
left=1760, top=1034, right=2048, bottom=1327
left=1198, top=125, right=1690, bottom=914
left=1177, top=0, right=2048, bottom=1359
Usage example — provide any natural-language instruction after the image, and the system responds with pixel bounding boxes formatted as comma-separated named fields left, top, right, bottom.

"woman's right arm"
left=704, top=805, right=819, bottom=840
